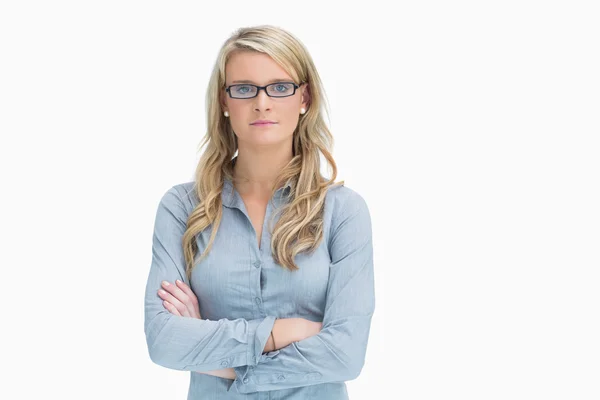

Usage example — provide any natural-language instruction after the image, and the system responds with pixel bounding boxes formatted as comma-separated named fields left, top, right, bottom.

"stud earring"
left=300, top=108, right=306, bottom=115
left=224, top=111, right=229, bottom=117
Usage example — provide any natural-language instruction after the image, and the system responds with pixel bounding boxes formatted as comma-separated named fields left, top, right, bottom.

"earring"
left=224, top=111, right=229, bottom=117
left=300, top=108, right=306, bottom=115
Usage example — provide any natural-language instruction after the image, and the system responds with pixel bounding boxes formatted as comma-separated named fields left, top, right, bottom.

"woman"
left=144, top=25, right=375, bottom=399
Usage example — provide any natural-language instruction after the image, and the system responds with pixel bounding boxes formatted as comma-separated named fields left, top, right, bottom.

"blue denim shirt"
left=144, top=175, right=375, bottom=399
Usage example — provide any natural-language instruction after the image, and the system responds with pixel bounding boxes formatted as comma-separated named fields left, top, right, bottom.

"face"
left=221, top=51, right=310, bottom=148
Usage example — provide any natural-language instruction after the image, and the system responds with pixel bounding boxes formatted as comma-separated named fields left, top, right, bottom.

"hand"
left=158, top=279, right=201, bottom=319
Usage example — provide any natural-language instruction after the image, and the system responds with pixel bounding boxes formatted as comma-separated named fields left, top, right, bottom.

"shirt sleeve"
left=228, top=190, right=375, bottom=393
left=144, top=186, right=276, bottom=372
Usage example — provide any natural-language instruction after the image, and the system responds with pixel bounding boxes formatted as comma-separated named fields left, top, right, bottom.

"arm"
left=197, top=318, right=323, bottom=380
left=268, top=317, right=323, bottom=352
left=144, top=186, right=277, bottom=372
left=228, top=190, right=375, bottom=393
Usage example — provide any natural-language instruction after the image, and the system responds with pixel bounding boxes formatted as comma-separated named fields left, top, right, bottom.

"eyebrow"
left=231, top=78, right=293, bottom=84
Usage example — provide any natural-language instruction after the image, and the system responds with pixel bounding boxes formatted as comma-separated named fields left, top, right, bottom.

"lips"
left=251, top=120, right=277, bottom=125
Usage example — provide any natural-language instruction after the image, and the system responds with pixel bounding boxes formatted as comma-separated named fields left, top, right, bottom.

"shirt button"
left=220, top=360, right=228, bottom=367
left=253, top=261, right=261, bottom=268
left=277, top=374, right=286, bottom=380
left=255, top=297, right=261, bottom=304
left=243, top=377, right=249, bottom=384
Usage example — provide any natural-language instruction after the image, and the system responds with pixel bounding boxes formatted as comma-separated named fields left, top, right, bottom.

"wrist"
left=269, top=329, right=277, bottom=351
left=272, top=318, right=287, bottom=346
left=263, top=319, right=282, bottom=353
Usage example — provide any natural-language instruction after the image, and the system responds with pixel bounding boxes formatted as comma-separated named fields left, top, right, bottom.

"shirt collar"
left=222, top=175, right=293, bottom=209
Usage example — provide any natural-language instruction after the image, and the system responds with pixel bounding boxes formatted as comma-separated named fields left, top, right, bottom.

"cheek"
left=228, top=102, right=248, bottom=117
left=228, top=105, right=250, bottom=132
left=278, top=104, right=301, bottom=127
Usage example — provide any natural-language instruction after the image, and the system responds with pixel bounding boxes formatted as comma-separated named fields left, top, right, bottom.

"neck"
left=232, top=149, right=293, bottom=193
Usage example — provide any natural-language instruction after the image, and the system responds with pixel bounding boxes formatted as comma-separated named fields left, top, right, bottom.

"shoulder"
left=325, top=183, right=372, bottom=254
left=326, top=183, right=370, bottom=221
left=166, top=180, right=198, bottom=206
left=325, top=183, right=371, bottom=243
left=156, top=181, right=198, bottom=217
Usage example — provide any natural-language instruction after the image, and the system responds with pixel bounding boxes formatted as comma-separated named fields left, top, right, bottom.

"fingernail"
left=159, top=289, right=166, bottom=295
left=176, top=279, right=182, bottom=284
left=162, top=281, right=169, bottom=286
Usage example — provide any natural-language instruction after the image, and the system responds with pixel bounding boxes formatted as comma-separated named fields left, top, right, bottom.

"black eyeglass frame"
left=224, top=81, right=305, bottom=99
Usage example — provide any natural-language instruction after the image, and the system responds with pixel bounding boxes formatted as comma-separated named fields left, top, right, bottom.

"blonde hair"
left=183, top=25, right=344, bottom=281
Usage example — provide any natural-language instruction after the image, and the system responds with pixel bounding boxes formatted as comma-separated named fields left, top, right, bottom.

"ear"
left=300, top=82, right=311, bottom=111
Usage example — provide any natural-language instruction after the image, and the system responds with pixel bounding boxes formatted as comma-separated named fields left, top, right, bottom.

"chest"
left=240, top=194, right=268, bottom=249
left=189, top=198, right=332, bottom=321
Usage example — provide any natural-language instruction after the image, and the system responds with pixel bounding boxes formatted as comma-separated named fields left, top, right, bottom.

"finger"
left=162, top=280, right=191, bottom=306
left=162, top=301, right=181, bottom=316
left=158, top=288, right=190, bottom=317
left=176, top=280, right=202, bottom=319
left=175, top=280, right=199, bottom=305
left=161, top=281, right=192, bottom=315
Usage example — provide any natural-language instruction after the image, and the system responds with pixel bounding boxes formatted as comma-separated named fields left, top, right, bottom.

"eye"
left=235, top=85, right=252, bottom=93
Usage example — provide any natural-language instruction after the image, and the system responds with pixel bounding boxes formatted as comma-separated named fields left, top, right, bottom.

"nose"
left=253, top=87, right=272, bottom=112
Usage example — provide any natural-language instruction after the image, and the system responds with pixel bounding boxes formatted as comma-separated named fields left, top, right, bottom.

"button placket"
left=248, top=200, right=271, bottom=316
left=253, top=259, right=264, bottom=311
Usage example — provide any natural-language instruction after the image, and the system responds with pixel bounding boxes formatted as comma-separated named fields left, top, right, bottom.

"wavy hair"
left=182, top=25, right=344, bottom=281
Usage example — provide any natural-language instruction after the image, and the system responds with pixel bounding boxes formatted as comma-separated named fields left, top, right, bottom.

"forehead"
left=225, top=51, right=293, bottom=85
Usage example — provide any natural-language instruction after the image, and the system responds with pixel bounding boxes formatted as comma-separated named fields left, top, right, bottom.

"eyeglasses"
left=225, top=81, right=303, bottom=99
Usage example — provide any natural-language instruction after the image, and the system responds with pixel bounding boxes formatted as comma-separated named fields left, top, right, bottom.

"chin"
left=244, top=133, right=291, bottom=146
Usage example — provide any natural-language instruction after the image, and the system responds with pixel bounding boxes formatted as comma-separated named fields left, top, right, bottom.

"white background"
left=1, top=1, right=599, bottom=399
